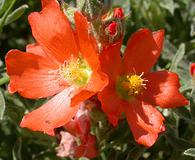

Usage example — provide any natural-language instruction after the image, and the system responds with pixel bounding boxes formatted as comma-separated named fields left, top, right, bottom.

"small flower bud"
left=98, top=7, right=125, bottom=47
left=190, top=63, right=195, bottom=77
left=190, top=63, right=195, bottom=90
left=106, top=21, right=117, bottom=36
left=113, top=8, right=124, bottom=19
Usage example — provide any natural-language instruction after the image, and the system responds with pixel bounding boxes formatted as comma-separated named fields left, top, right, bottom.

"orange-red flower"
left=5, top=0, right=107, bottom=135
left=98, top=29, right=189, bottom=147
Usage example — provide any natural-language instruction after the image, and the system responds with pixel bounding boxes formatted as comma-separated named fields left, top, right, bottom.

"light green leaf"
left=169, top=43, right=186, bottom=72
left=0, top=0, right=9, bottom=16
left=184, top=148, right=195, bottom=157
left=160, top=0, right=179, bottom=15
left=5, top=4, right=28, bottom=25
left=0, top=89, right=5, bottom=120
left=0, top=0, right=11, bottom=17
left=62, top=3, right=76, bottom=25
left=0, top=0, right=5, bottom=12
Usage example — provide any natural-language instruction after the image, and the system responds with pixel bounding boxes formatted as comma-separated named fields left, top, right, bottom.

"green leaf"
left=62, top=3, right=76, bottom=25
left=0, top=89, right=5, bottom=120
left=160, top=0, right=179, bottom=15
left=0, top=0, right=11, bottom=17
left=165, top=126, right=195, bottom=151
left=173, top=108, right=195, bottom=125
left=0, top=0, right=5, bottom=13
left=184, top=148, right=195, bottom=157
left=169, top=43, right=186, bottom=72
left=4, top=4, right=28, bottom=25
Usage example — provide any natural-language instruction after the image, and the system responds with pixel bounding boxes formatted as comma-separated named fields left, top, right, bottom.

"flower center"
left=116, top=73, right=147, bottom=100
left=59, top=57, right=92, bottom=87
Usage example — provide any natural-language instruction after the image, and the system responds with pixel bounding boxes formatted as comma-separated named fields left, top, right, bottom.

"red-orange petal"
left=98, top=84, right=125, bottom=126
left=20, top=87, right=79, bottom=135
left=100, top=41, right=122, bottom=82
left=125, top=101, right=165, bottom=147
left=74, top=11, right=99, bottom=69
left=123, top=29, right=164, bottom=74
left=28, top=0, right=78, bottom=63
left=26, top=43, right=48, bottom=57
left=140, top=71, right=189, bottom=108
left=41, top=0, right=56, bottom=8
left=6, top=50, right=65, bottom=99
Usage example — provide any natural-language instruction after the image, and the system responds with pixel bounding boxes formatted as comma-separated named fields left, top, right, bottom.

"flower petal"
left=41, top=0, right=57, bottom=8
left=140, top=71, right=189, bottom=108
left=28, top=0, right=78, bottom=63
left=125, top=101, right=165, bottom=147
left=98, top=84, right=125, bottom=126
left=26, top=43, right=48, bottom=57
left=123, top=29, right=164, bottom=74
left=74, top=11, right=99, bottom=69
left=20, top=87, right=79, bottom=135
left=100, top=41, right=122, bottom=82
left=6, top=50, right=65, bottom=99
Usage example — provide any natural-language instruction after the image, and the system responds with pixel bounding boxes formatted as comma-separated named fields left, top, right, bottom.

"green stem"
left=0, top=0, right=17, bottom=32
left=0, top=76, right=9, bottom=85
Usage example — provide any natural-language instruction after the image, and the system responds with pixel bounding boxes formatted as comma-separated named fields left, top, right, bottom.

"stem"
left=0, top=0, right=17, bottom=32
left=0, top=75, right=9, bottom=85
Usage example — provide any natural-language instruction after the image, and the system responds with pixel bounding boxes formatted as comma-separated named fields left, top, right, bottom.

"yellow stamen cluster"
left=122, top=74, right=145, bottom=96
left=59, top=57, right=92, bottom=87
left=116, top=72, right=148, bottom=100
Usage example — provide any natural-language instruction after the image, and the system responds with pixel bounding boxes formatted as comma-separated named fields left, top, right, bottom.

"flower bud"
left=190, top=63, right=195, bottom=92
left=190, top=63, right=195, bottom=77
left=190, top=63, right=195, bottom=87
left=106, top=21, right=117, bottom=36
left=99, top=7, right=125, bottom=46
left=113, top=8, right=124, bottom=19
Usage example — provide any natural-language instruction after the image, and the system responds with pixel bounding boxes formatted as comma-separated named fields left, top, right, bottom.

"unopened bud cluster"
left=100, top=7, right=125, bottom=46
left=60, top=0, right=125, bottom=48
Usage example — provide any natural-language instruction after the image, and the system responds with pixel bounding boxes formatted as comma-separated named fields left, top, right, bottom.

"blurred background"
left=0, top=0, right=195, bottom=159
